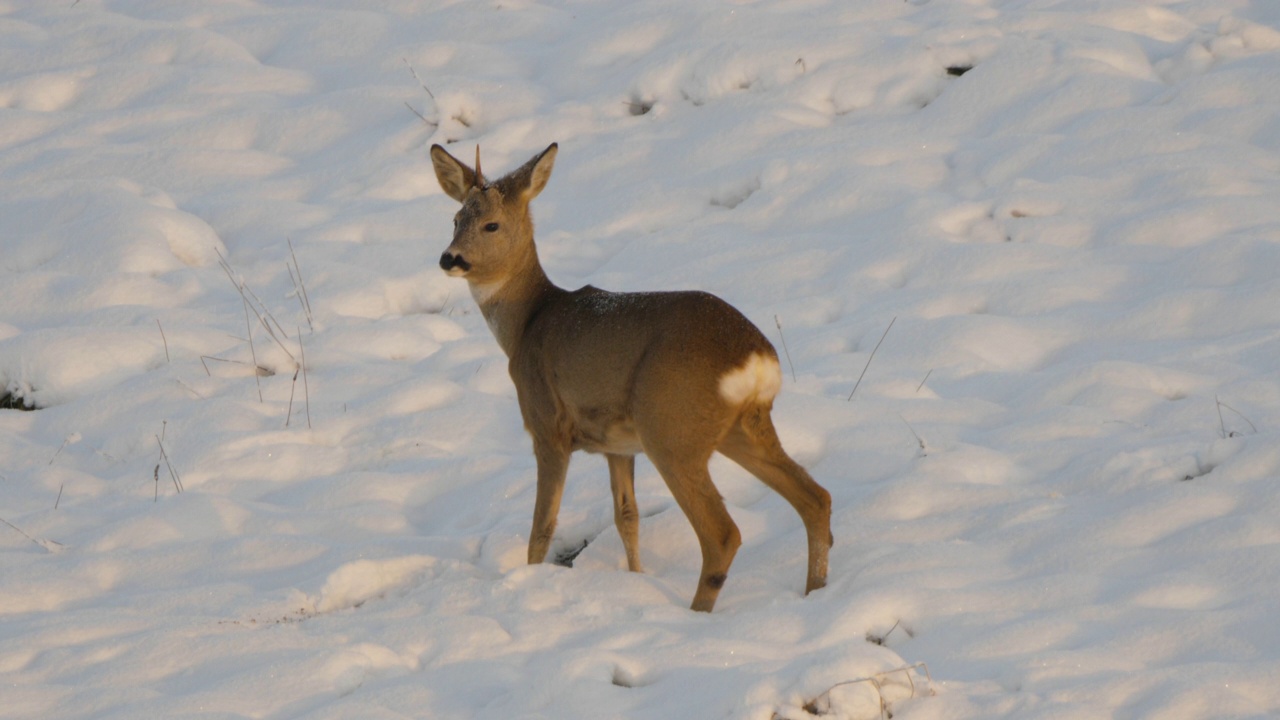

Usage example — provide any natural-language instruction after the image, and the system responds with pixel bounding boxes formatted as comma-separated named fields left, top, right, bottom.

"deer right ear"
left=522, top=142, right=558, bottom=199
left=431, top=144, right=476, bottom=202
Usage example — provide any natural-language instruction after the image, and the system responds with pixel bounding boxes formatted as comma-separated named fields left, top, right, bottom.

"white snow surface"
left=2, top=1, right=1279, bottom=718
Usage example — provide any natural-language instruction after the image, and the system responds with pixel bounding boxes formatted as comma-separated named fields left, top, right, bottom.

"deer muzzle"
left=439, top=251, right=471, bottom=275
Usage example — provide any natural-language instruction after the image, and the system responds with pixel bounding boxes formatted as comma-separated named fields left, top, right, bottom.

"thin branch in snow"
left=403, top=59, right=439, bottom=128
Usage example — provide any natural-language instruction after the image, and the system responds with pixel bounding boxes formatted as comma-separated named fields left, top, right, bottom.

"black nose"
left=439, top=252, right=471, bottom=272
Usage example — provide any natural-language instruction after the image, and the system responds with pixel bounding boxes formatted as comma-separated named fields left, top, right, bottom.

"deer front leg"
left=607, top=454, right=643, bottom=572
left=528, top=441, right=570, bottom=564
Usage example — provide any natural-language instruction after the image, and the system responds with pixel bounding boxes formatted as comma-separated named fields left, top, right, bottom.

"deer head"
left=430, top=143, right=558, bottom=291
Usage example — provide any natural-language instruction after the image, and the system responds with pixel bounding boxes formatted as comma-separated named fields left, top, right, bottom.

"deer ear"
left=430, top=144, right=476, bottom=202
left=516, top=143, right=558, bottom=202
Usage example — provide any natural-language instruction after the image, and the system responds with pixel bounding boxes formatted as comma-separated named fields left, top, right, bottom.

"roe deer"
left=431, top=143, right=832, bottom=612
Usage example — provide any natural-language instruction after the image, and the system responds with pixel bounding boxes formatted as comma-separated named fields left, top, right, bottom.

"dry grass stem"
left=287, top=237, right=314, bottom=332
left=243, top=298, right=264, bottom=402
left=155, top=433, right=184, bottom=494
left=174, top=377, right=204, bottom=399
left=216, top=248, right=298, bottom=365
left=200, top=354, right=263, bottom=377
left=403, top=58, right=435, bottom=99
left=286, top=367, right=298, bottom=428
left=1, top=516, right=61, bottom=552
left=157, top=319, right=171, bottom=363
left=774, top=315, right=797, bottom=383
left=299, top=326, right=311, bottom=429
left=847, top=316, right=896, bottom=401
left=49, top=435, right=72, bottom=465
left=802, top=662, right=934, bottom=719
left=1216, top=396, right=1257, bottom=438
left=916, top=368, right=933, bottom=393
left=899, top=415, right=927, bottom=456
left=405, top=102, right=432, bottom=125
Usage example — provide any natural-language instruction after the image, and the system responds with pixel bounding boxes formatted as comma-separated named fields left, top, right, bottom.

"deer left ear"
left=515, top=143, right=558, bottom=202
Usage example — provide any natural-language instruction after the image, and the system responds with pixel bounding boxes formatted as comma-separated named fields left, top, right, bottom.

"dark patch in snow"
left=1, top=388, right=37, bottom=411
left=946, top=65, right=973, bottom=77
left=612, top=665, right=649, bottom=688
left=627, top=97, right=654, bottom=116
left=1182, top=462, right=1215, bottom=482
left=553, top=538, right=590, bottom=567
left=866, top=619, right=914, bottom=646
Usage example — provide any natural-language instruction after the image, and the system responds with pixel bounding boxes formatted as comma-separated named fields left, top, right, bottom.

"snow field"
left=2, top=1, right=1280, bottom=718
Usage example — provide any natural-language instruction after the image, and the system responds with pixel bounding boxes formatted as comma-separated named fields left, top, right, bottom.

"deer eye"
left=484, top=222, right=500, bottom=232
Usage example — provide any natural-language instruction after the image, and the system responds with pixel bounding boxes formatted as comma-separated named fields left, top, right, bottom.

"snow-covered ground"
left=2, top=1, right=1279, bottom=718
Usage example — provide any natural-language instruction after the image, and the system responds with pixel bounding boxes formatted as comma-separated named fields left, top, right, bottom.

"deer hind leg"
left=606, top=453, right=643, bottom=572
left=527, top=440, right=570, bottom=565
left=644, top=446, right=741, bottom=613
left=718, top=404, right=832, bottom=595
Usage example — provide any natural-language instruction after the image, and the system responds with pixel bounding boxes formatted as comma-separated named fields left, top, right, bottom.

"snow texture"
left=2, top=1, right=1280, bottom=718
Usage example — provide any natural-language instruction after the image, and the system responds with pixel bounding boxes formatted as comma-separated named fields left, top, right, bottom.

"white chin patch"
left=718, top=352, right=783, bottom=405
left=468, top=280, right=503, bottom=305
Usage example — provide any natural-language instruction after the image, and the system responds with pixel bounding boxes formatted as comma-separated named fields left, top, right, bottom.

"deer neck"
left=470, top=249, right=559, bottom=357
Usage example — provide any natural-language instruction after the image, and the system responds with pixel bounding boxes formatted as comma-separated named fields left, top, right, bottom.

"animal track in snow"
left=709, top=176, right=761, bottom=209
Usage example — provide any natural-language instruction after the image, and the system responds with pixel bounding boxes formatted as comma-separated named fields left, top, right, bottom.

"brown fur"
left=431, top=143, right=831, bottom=611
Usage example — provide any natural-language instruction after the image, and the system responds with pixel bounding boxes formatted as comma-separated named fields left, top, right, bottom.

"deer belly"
left=571, top=410, right=643, bottom=455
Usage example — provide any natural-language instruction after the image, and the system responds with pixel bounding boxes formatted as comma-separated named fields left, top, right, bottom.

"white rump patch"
left=718, top=352, right=783, bottom=405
